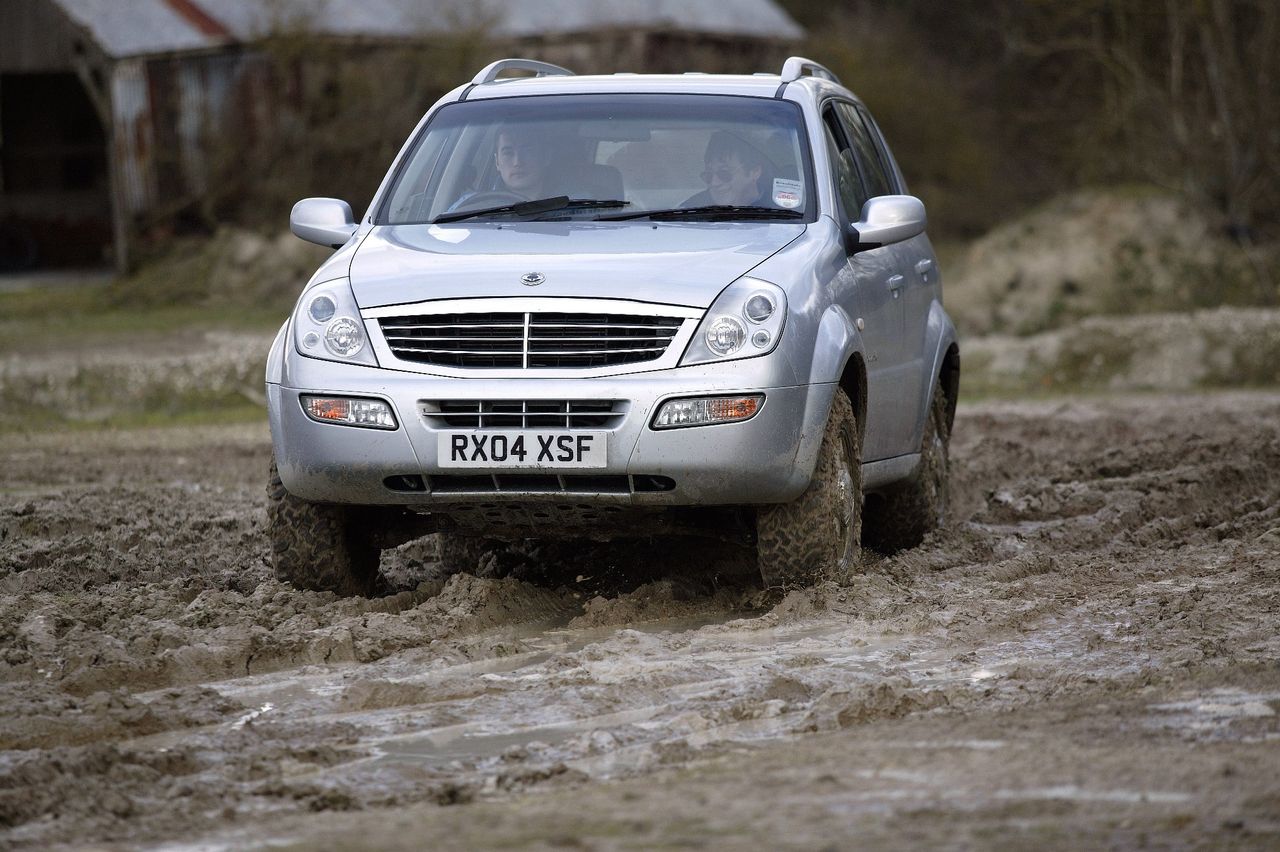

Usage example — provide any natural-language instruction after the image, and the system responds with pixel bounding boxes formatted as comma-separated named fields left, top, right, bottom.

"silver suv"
left=266, top=57, right=960, bottom=595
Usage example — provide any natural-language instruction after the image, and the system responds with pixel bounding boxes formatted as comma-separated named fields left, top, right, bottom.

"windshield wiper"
left=433, top=196, right=628, bottom=224
left=528, top=199, right=631, bottom=220
left=596, top=205, right=804, bottom=222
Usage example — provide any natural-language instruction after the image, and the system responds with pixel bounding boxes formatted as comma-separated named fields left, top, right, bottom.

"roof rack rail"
left=471, top=59, right=575, bottom=86
left=779, top=56, right=840, bottom=85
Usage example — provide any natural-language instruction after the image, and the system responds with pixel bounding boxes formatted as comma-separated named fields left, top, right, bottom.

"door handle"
left=915, top=258, right=933, bottom=275
left=887, top=274, right=904, bottom=294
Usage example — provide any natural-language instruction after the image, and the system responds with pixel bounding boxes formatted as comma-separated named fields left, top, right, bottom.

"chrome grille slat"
left=528, top=323, right=679, bottom=331
left=383, top=335, right=527, bottom=341
left=528, top=346, right=670, bottom=352
left=379, top=309, right=684, bottom=369
left=381, top=324, right=525, bottom=331
left=392, top=347, right=525, bottom=355
left=420, top=399, right=627, bottom=430
left=523, top=335, right=675, bottom=342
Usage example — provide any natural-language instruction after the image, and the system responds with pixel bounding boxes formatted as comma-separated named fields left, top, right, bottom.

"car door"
left=822, top=103, right=915, bottom=461
left=851, top=102, right=934, bottom=405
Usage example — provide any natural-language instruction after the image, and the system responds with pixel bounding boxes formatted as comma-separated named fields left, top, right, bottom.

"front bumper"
left=268, top=355, right=835, bottom=508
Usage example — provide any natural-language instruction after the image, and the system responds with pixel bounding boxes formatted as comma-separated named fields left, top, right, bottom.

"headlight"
left=744, top=292, right=776, bottom=323
left=309, top=295, right=336, bottom=323
left=706, top=317, right=746, bottom=357
left=681, top=277, right=786, bottom=365
left=293, top=279, right=378, bottom=367
left=324, top=317, right=364, bottom=357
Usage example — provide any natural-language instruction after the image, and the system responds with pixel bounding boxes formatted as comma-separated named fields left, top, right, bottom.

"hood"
left=348, top=221, right=806, bottom=310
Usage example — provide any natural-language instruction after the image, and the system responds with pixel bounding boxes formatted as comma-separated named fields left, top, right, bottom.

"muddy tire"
left=756, top=388, right=862, bottom=589
left=266, top=459, right=383, bottom=596
left=863, top=382, right=950, bottom=553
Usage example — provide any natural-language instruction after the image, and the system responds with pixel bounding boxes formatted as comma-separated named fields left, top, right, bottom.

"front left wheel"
left=755, top=388, right=862, bottom=589
left=862, top=382, right=950, bottom=553
left=266, top=458, right=383, bottom=596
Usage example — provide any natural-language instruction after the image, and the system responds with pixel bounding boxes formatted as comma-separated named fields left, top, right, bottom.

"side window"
left=855, top=104, right=905, bottom=193
left=821, top=106, right=867, bottom=216
left=835, top=102, right=894, bottom=199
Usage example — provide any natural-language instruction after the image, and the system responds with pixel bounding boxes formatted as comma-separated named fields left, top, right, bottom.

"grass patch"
left=0, top=399, right=267, bottom=434
left=0, top=287, right=292, bottom=355
left=0, top=226, right=326, bottom=355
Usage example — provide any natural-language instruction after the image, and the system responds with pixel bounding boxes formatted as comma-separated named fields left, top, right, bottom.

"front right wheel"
left=266, top=458, right=383, bottom=597
left=755, top=388, right=862, bottom=589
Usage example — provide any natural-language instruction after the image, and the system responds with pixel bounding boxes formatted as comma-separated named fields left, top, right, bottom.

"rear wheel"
left=756, top=388, right=861, bottom=589
left=862, top=382, right=950, bottom=553
left=266, top=458, right=383, bottom=596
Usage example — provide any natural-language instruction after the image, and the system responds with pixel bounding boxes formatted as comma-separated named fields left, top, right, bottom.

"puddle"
left=1147, top=689, right=1280, bottom=740
left=993, top=785, right=1193, bottom=804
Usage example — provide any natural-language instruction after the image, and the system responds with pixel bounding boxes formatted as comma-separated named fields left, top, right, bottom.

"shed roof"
left=53, top=0, right=805, bottom=60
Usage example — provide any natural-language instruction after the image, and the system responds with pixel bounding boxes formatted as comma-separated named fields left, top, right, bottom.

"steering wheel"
left=455, top=190, right=529, bottom=209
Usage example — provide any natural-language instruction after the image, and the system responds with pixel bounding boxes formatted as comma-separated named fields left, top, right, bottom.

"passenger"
left=684, top=131, right=773, bottom=207
left=494, top=126, right=554, bottom=198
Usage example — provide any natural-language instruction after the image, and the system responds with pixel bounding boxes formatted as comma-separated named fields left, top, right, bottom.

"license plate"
left=438, top=430, right=608, bottom=469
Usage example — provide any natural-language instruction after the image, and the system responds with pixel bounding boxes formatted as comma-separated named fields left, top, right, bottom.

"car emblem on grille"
left=520, top=272, right=545, bottom=287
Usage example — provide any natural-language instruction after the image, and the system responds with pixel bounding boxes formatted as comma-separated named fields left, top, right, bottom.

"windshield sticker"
left=773, top=178, right=803, bottom=209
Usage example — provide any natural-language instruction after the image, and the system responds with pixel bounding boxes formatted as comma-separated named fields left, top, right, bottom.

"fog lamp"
left=652, top=395, right=763, bottom=429
left=302, top=396, right=397, bottom=429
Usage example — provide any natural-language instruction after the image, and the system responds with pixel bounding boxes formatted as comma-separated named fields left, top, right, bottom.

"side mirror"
left=849, top=195, right=926, bottom=249
left=290, top=198, right=358, bottom=248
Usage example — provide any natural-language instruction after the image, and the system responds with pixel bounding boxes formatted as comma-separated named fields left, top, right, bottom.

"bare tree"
left=1016, top=0, right=1278, bottom=236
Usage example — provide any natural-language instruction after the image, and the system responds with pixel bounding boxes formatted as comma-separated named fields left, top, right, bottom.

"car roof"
left=458, top=72, right=860, bottom=106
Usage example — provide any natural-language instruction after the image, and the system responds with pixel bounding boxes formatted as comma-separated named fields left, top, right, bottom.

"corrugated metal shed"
left=52, top=0, right=232, bottom=58
left=53, top=0, right=804, bottom=59
left=5, top=0, right=803, bottom=272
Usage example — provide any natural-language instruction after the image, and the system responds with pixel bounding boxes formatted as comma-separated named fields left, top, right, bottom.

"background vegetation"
left=184, top=0, right=1279, bottom=246
left=782, top=0, right=1278, bottom=242
left=5, top=1, right=1276, bottom=429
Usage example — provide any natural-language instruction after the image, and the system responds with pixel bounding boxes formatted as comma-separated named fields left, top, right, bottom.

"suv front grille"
left=420, top=399, right=626, bottom=430
left=379, top=312, right=684, bottom=369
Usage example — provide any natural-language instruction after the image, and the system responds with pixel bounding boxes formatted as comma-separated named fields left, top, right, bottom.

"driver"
left=494, top=126, right=554, bottom=198
left=684, top=131, right=771, bottom=207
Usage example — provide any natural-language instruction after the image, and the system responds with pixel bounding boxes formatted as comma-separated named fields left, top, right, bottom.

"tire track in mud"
left=2, top=393, right=1280, bottom=848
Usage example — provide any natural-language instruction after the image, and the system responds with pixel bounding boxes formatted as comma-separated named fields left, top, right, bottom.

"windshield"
left=378, top=94, right=815, bottom=224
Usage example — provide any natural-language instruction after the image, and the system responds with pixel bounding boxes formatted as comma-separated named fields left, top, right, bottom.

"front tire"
left=862, top=382, right=950, bottom=553
left=756, top=388, right=862, bottom=589
left=266, top=458, right=383, bottom=596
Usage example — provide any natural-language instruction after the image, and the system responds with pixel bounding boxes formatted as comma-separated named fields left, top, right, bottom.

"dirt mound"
left=104, top=227, right=329, bottom=310
left=946, top=187, right=1276, bottom=336
left=964, top=306, right=1280, bottom=394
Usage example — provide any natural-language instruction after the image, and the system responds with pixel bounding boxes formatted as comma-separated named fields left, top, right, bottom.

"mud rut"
left=2, top=393, right=1279, bottom=849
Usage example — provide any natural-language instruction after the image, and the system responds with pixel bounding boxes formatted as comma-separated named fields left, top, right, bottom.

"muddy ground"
left=2, top=391, right=1279, bottom=850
